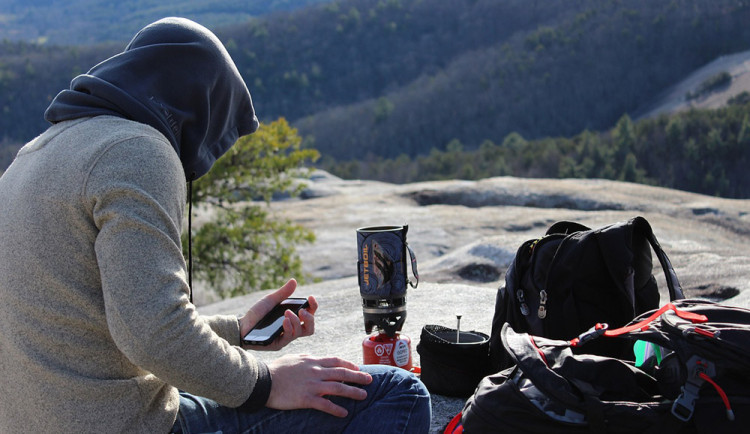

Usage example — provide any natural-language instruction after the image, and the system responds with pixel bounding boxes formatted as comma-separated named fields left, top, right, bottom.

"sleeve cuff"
left=237, top=361, right=272, bottom=412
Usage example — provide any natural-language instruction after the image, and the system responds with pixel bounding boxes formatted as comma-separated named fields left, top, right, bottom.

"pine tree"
left=183, top=118, right=320, bottom=300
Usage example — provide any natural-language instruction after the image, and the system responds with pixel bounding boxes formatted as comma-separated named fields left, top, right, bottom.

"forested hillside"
left=288, top=0, right=750, bottom=160
left=2, top=0, right=750, bottom=198
left=0, top=0, right=329, bottom=45
left=322, top=96, right=750, bottom=199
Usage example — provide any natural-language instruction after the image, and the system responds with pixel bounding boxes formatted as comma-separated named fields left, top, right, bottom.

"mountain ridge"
left=4, top=0, right=750, bottom=156
left=633, top=49, right=750, bottom=120
left=3, top=0, right=750, bottom=201
left=0, top=0, right=330, bottom=45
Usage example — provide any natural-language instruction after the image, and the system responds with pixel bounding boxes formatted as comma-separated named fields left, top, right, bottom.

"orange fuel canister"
left=362, top=331, right=413, bottom=371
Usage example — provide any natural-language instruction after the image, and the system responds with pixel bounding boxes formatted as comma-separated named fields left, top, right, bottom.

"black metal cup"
left=356, top=225, right=418, bottom=336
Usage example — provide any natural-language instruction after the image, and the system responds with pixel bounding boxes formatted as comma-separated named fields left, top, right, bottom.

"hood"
left=44, top=17, right=258, bottom=180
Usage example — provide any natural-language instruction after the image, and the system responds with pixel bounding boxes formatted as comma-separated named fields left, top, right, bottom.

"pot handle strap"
left=407, top=243, right=419, bottom=288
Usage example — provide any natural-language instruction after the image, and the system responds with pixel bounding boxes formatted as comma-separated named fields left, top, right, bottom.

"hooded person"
left=0, top=17, right=430, bottom=434
left=44, top=16, right=258, bottom=181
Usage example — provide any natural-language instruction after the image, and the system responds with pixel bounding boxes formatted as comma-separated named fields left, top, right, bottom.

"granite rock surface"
left=198, top=171, right=750, bottom=432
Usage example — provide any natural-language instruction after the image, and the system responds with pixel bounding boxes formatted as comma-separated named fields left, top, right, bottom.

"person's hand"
left=239, top=279, right=318, bottom=351
left=265, top=354, right=372, bottom=417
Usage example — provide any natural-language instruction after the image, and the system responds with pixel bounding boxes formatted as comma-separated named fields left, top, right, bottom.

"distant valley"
left=2, top=0, right=750, bottom=199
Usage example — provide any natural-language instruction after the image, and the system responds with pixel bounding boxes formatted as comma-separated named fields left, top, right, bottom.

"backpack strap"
left=632, top=216, right=685, bottom=300
left=443, top=411, right=464, bottom=434
left=547, top=217, right=684, bottom=301
left=545, top=220, right=591, bottom=235
left=569, top=302, right=708, bottom=347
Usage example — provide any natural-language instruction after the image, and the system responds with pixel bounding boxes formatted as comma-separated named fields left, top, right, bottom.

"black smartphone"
left=242, top=297, right=310, bottom=346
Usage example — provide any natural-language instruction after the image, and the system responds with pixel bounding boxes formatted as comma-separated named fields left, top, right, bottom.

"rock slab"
left=198, top=172, right=750, bottom=432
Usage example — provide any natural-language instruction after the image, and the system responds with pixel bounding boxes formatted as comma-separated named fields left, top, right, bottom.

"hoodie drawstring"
left=188, top=177, right=194, bottom=304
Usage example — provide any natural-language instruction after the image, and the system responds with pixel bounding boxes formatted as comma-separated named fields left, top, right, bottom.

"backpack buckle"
left=672, top=380, right=702, bottom=421
left=571, top=323, right=608, bottom=347
left=671, top=356, right=716, bottom=422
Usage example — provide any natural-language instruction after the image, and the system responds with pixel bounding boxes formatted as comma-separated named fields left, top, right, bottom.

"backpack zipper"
left=517, top=289, right=530, bottom=316
left=538, top=289, right=548, bottom=319
left=515, top=234, right=567, bottom=321
left=515, top=239, right=540, bottom=317
left=534, top=235, right=569, bottom=320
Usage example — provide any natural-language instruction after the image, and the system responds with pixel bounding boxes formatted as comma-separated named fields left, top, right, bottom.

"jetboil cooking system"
left=356, top=225, right=418, bottom=370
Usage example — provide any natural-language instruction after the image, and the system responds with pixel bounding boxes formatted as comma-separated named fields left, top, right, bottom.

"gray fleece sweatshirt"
left=0, top=116, right=270, bottom=433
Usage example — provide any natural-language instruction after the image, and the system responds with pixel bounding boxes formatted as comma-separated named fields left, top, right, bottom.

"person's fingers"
left=320, top=367, right=372, bottom=386
left=305, top=295, right=318, bottom=315
left=316, top=356, right=362, bottom=372
left=240, top=279, right=298, bottom=337
left=317, top=379, right=369, bottom=400
left=298, top=308, right=315, bottom=336
left=278, top=312, right=300, bottom=344
left=261, top=279, right=297, bottom=306
left=285, top=309, right=302, bottom=332
left=266, top=354, right=373, bottom=417
left=307, top=396, right=349, bottom=418
left=303, top=371, right=370, bottom=417
left=258, top=316, right=295, bottom=351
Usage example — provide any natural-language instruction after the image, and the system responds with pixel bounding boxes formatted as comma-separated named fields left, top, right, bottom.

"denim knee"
left=359, top=364, right=432, bottom=433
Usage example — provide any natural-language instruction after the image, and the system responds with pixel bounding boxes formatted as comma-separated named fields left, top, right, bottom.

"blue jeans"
left=171, top=364, right=431, bottom=433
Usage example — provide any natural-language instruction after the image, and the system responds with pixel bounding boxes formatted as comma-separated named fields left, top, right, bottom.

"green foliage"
left=290, top=0, right=750, bottom=162
left=0, top=0, right=330, bottom=45
left=373, top=97, right=394, bottom=124
left=4, top=0, right=750, bottom=204
left=321, top=102, right=750, bottom=199
left=612, top=115, right=636, bottom=161
left=686, top=71, right=732, bottom=100
left=619, top=153, right=643, bottom=183
left=184, top=118, right=320, bottom=299
left=5, top=0, right=750, bottom=171
left=729, top=91, right=750, bottom=106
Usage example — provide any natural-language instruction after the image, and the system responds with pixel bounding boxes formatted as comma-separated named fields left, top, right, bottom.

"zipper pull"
left=517, top=290, right=530, bottom=316
left=538, top=289, right=548, bottom=319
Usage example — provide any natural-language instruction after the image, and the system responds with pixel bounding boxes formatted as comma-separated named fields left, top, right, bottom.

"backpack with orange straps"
left=460, top=299, right=750, bottom=433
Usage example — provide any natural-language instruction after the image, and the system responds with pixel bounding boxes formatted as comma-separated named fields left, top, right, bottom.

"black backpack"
left=489, top=216, right=684, bottom=371
left=462, top=299, right=750, bottom=433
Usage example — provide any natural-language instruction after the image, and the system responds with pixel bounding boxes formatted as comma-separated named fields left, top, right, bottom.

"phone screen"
left=242, top=298, right=309, bottom=345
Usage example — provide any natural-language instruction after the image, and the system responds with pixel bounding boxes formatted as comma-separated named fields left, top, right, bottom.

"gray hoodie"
left=0, top=18, right=268, bottom=433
